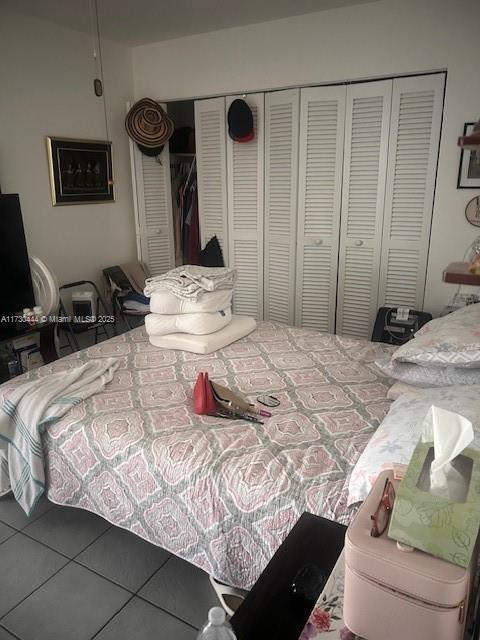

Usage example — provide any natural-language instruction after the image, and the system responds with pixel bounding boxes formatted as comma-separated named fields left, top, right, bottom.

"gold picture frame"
left=46, top=136, right=115, bottom=205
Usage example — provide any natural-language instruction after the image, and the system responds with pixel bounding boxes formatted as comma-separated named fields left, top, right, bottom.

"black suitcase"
left=371, top=306, right=432, bottom=345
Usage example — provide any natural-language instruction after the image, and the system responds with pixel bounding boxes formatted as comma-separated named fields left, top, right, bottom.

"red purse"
left=193, top=372, right=217, bottom=415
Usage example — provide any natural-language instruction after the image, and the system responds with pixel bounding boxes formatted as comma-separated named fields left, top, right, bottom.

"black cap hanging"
left=228, top=99, right=254, bottom=143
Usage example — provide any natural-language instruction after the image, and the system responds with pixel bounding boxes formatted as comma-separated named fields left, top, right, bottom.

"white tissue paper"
left=421, top=405, right=474, bottom=501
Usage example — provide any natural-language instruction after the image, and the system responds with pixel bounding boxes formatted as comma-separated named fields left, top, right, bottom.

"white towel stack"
left=144, top=266, right=236, bottom=338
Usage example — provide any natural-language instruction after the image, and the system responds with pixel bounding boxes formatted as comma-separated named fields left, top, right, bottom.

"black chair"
left=103, top=266, right=149, bottom=333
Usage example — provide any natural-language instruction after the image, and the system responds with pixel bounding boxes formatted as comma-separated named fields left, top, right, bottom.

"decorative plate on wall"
left=465, top=196, right=480, bottom=227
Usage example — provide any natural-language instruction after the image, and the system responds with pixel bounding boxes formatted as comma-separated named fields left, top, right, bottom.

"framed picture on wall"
left=46, top=137, right=115, bottom=205
left=457, top=123, right=480, bottom=188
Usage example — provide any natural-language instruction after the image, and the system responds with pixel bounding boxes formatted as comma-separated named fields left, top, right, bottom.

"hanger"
left=181, top=156, right=196, bottom=199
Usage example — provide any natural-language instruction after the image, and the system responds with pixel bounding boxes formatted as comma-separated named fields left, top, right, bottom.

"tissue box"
left=388, top=439, right=480, bottom=567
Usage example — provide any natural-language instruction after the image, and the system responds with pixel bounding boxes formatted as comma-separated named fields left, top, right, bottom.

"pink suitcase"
left=344, top=470, right=476, bottom=640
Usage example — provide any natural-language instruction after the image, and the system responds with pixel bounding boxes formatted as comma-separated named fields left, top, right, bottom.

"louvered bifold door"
left=194, top=97, right=229, bottom=262
left=336, top=81, right=392, bottom=339
left=378, top=74, right=445, bottom=310
left=129, top=104, right=175, bottom=276
left=226, top=93, right=265, bottom=319
left=295, top=86, right=346, bottom=332
left=264, top=89, right=299, bottom=324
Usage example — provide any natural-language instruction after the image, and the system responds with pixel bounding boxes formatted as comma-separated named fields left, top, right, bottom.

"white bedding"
left=150, top=288, right=233, bottom=314
left=347, top=384, right=480, bottom=506
left=145, top=307, right=232, bottom=336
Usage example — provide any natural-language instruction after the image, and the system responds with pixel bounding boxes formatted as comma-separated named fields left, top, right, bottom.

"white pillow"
left=414, top=302, right=479, bottom=337
left=347, top=385, right=480, bottom=506
left=145, top=308, right=232, bottom=336
left=150, top=289, right=233, bottom=314
left=375, top=357, right=480, bottom=386
left=391, top=303, right=480, bottom=368
left=387, top=381, right=424, bottom=401
left=148, top=315, right=256, bottom=354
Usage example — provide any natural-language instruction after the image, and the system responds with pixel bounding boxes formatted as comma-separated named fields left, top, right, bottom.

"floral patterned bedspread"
left=1, top=322, right=394, bottom=589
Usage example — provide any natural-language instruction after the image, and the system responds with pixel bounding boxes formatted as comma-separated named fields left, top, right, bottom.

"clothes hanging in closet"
left=176, top=158, right=199, bottom=265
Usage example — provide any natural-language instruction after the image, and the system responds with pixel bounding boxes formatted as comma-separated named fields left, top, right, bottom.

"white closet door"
left=129, top=113, right=175, bottom=277
left=194, top=97, right=229, bottom=262
left=336, top=80, right=392, bottom=339
left=378, top=74, right=445, bottom=309
left=295, top=86, right=346, bottom=332
left=226, top=93, right=265, bottom=319
left=264, top=89, right=300, bottom=324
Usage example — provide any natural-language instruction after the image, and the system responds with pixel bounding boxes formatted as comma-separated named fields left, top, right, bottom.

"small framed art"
left=458, top=123, right=480, bottom=188
left=46, top=137, right=114, bottom=205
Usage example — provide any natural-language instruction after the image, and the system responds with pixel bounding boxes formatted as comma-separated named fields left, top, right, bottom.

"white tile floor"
left=0, top=320, right=220, bottom=640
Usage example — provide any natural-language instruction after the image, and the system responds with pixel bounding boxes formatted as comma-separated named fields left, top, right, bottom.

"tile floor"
left=0, top=493, right=220, bottom=640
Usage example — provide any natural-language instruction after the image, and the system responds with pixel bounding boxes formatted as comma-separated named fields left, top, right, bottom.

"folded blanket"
left=0, top=358, right=120, bottom=515
left=123, top=291, right=150, bottom=305
left=144, top=265, right=236, bottom=299
left=123, top=302, right=150, bottom=313
left=145, top=308, right=232, bottom=337
left=150, top=288, right=233, bottom=314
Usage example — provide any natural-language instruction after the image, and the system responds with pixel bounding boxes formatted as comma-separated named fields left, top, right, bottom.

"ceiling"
left=2, top=0, right=374, bottom=46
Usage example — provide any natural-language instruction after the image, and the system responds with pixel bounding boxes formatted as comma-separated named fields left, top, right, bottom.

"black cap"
left=228, top=99, right=254, bottom=142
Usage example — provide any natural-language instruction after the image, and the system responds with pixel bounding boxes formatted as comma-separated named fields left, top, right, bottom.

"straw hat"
left=125, top=98, right=174, bottom=156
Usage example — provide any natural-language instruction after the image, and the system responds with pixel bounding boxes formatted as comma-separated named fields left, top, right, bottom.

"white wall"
left=133, top=0, right=480, bottom=316
left=0, top=9, right=136, bottom=289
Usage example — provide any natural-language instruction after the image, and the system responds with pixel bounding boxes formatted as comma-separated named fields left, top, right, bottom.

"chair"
left=103, top=263, right=150, bottom=333
left=30, top=257, right=112, bottom=354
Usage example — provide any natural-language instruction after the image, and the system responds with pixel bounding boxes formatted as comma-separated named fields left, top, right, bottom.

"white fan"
left=29, top=256, right=59, bottom=317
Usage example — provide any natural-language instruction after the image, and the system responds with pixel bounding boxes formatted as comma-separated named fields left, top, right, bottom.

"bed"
left=0, top=321, right=394, bottom=589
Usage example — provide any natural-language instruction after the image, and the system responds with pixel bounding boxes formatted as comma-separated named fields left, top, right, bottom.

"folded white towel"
left=144, top=265, right=236, bottom=299
left=0, top=358, right=120, bottom=514
left=145, top=308, right=232, bottom=337
left=148, top=315, right=257, bottom=354
left=150, top=288, right=233, bottom=314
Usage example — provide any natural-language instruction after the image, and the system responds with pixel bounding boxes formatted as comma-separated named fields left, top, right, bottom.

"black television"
left=0, top=194, right=35, bottom=338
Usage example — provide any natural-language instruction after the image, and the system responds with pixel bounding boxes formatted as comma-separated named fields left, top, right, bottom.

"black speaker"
left=371, top=306, right=432, bottom=345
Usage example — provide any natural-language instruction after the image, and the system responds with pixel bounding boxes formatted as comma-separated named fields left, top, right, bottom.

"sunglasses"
left=257, top=394, right=280, bottom=407
left=370, top=478, right=395, bottom=538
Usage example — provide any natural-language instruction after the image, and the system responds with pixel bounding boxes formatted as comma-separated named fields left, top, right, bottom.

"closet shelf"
left=443, top=262, right=480, bottom=286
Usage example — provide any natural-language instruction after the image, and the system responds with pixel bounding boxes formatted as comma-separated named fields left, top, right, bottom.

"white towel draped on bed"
left=0, top=358, right=119, bottom=515
left=144, top=265, right=236, bottom=299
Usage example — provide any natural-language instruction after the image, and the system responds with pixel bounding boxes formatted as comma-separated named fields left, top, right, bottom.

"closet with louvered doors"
left=264, top=89, right=300, bottom=324
left=194, top=96, right=229, bottom=263
left=189, top=72, right=445, bottom=335
left=336, top=74, right=444, bottom=339
left=225, top=93, right=265, bottom=320
left=129, top=105, right=175, bottom=276
left=377, top=74, right=444, bottom=311
left=335, top=80, right=392, bottom=338
left=295, top=85, right=346, bottom=332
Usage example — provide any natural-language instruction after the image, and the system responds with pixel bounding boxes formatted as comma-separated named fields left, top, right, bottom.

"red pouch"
left=193, top=372, right=217, bottom=415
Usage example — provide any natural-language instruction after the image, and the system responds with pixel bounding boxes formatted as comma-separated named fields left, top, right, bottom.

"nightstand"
left=231, top=512, right=346, bottom=640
